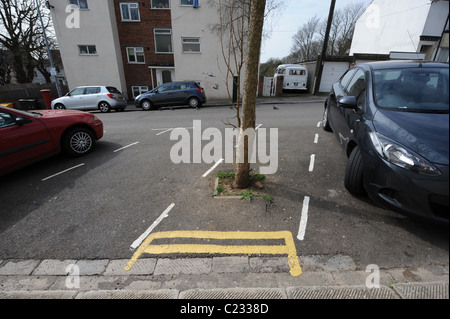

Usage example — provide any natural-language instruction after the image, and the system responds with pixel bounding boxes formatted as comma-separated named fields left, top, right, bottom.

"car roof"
left=359, top=60, right=449, bottom=70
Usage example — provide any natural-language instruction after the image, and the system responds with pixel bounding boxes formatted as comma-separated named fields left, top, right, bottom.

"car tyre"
left=322, top=104, right=332, bottom=132
left=188, top=97, right=201, bottom=108
left=54, top=103, right=66, bottom=110
left=344, top=146, right=365, bottom=195
left=141, top=100, right=154, bottom=111
left=99, top=102, right=111, bottom=113
left=63, top=127, right=95, bottom=157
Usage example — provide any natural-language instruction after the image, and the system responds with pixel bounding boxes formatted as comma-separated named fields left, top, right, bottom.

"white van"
left=274, top=64, right=308, bottom=91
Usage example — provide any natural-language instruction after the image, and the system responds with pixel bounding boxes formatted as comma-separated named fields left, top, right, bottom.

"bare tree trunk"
left=234, top=0, right=266, bottom=189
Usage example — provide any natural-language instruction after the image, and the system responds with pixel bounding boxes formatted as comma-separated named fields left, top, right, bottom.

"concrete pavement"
left=0, top=256, right=448, bottom=299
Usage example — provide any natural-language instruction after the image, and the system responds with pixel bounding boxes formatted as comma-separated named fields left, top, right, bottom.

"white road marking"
left=317, top=121, right=321, bottom=128
left=41, top=163, right=85, bottom=181
left=156, top=128, right=174, bottom=136
left=309, top=154, right=316, bottom=172
left=113, top=142, right=139, bottom=153
left=202, top=158, right=224, bottom=177
left=314, top=133, right=319, bottom=144
left=130, top=203, right=175, bottom=250
left=297, top=196, right=310, bottom=241
left=255, top=124, right=262, bottom=130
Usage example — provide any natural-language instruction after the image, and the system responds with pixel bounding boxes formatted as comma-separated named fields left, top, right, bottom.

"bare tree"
left=290, top=2, right=367, bottom=62
left=290, top=15, right=322, bottom=62
left=0, top=0, right=53, bottom=83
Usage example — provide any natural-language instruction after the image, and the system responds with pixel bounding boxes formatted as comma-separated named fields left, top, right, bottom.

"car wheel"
left=63, top=127, right=95, bottom=157
left=344, top=146, right=365, bottom=195
left=54, top=103, right=66, bottom=110
left=141, top=100, right=154, bottom=111
left=99, top=102, right=111, bottom=113
left=188, top=97, right=201, bottom=108
left=322, top=104, right=332, bottom=132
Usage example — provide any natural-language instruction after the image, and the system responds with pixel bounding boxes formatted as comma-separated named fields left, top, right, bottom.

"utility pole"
left=35, top=0, right=62, bottom=97
left=313, top=0, right=336, bottom=95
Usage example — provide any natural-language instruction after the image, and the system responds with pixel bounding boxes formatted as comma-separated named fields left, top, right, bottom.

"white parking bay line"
left=156, top=128, right=174, bottom=136
left=113, top=142, right=139, bottom=153
left=41, top=163, right=85, bottom=181
left=309, top=154, right=316, bottom=172
left=297, top=196, right=310, bottom=241
left=130, top=203, right=175, bottom=250
left=202, top=158, right=224, bottom=177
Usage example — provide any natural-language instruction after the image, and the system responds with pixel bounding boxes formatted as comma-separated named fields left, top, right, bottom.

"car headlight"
left=369, top=132, right=441, bottom=176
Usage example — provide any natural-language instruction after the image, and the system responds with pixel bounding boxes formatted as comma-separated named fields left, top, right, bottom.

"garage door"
left=319, top=62, right=350, bottom=93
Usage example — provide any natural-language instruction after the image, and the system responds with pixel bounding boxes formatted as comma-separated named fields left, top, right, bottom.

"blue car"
left=323, top=61, right=449, bottom=224
left=134, top=81, right=206, bottom=111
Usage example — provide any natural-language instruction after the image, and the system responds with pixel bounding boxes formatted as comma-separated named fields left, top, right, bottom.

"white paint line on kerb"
left=297, top=196, right=310, bottom=241
left=41, top=163, right=85, bottom=181
left=130, top=203, right=175, bottom=250
left=113, top=142, right=139, bottom=153
left=309, top=154, right=316, bottom=172
left=202, top=158, right=224, bottom=177
left=314, top=134, right=319, bottom=144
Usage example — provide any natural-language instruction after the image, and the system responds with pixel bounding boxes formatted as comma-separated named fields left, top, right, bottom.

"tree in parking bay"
left=212, top=0, right=279, bottom=188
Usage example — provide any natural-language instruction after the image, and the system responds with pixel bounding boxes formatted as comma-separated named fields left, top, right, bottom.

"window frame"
left=120, top=2, right=140, bottom=22
left=151, top=0, right=170, bottom=9
left=131, top=86, right=149, bottom=98
left=78, top=45, right=97, bottom=55
left=126, top=47, right=145, bottom=64
left=68, top=0, right=88, bottom=9
left=181, top=38, right=201, bottom=53
left=154, top=28, right=173, bottom=54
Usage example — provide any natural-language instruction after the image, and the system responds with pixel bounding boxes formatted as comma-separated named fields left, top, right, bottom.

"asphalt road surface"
left=1, top=100, right=448, bottom=272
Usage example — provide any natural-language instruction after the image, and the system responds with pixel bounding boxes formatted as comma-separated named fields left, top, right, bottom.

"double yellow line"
left=125, top=230, right=302, bottom=277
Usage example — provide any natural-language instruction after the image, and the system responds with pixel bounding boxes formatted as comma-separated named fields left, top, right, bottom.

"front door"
left=155, top=69, right=175, bottom=87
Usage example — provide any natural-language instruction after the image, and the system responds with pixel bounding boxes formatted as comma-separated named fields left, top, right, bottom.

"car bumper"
left=110, top=99, right=127, bottom=109
left=363, top=154, right=449, bottom=224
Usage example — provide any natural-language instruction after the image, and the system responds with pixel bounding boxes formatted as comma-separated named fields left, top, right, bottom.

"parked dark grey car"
left=134, top=81, right=206, bottom=111
left=323, top=60, right=449, bottom=224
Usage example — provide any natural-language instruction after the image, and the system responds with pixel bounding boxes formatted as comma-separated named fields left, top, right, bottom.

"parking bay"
left=0, top=102, right=448, bottom=273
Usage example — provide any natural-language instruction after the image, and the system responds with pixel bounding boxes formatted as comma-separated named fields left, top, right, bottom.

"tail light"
left=196, top=88, right=205, bottom=95
left=107, top=93, right=116, bottom=99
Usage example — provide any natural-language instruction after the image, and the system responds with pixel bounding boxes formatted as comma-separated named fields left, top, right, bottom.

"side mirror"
left=15, top=117, right=32, bottom=125
left=66, top=92, right=71, bottom=97
left=337, top=96, right=358, bottom=109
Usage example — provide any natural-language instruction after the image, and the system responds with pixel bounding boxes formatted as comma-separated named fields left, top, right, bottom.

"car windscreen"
left=373, top=67, right=449, bottom=113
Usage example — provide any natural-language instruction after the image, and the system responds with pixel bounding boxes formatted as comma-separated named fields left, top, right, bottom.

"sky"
left=260, top=0, right=374, bottom=62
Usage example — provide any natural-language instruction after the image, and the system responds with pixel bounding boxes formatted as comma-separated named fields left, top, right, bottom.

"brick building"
left=49, top=0, right=244, bottom=101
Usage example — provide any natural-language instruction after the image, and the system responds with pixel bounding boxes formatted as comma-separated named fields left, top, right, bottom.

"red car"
left=0, top=106, right=103, bottom=176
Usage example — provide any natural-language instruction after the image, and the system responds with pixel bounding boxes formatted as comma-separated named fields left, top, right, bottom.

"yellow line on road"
left=125, top=230, right=302, bottom=277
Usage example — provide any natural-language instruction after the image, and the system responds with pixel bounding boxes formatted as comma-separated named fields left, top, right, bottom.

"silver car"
left=51, top=86, right=127, bottom=112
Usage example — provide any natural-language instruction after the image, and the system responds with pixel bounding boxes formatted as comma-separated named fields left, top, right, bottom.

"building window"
left=127, top=47, right=145, bottom=63
left=180, top=0, right=199, bottom=7
left=182, top=38, right=200, bottom=53
left=78, top=45, right=97, bottom=55
left=69, top=0, right=88, bottom=9
left=151, top=0, right=170, bottom=9
left=132, top=86, right=149, bottom=98
left=120, top=3, right=140, bottom=21
left=154, top=29, right=172, bottom=53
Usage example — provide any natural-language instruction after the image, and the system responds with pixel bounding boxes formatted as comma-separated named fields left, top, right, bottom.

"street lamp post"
left=35, top=0, right=62, bottom=97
